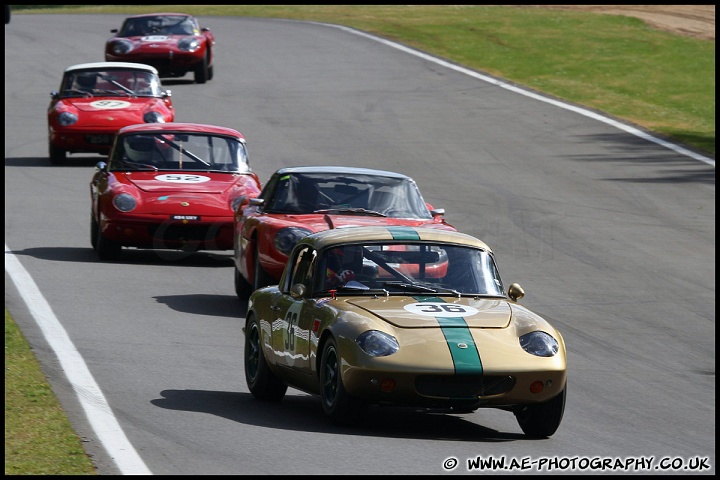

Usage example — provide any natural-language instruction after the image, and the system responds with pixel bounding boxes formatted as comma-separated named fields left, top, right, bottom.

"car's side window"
left=265, top=174, right=295, bottom=212
left=287, top=247, right=316, bottom=293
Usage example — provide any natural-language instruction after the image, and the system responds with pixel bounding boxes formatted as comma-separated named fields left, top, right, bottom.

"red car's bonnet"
left=273, top=213, right=452, bottom=232
left=120, top=171, right=243, bottom=194
left=127, top=35, right=184, bottom=47
left=64, top=97, right=155, bottom=113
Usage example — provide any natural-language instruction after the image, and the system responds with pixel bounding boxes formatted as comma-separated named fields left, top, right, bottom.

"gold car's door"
left=271, top=245, right=317, bottom=373
left=276, top=299, right=314, bottom=373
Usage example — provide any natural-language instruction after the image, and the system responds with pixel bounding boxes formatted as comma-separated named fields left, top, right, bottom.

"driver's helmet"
left=75, top=73, right=97, bottom=90
left=324, top=245, right=362, bottom=288
left=124, top=135, right=155, bottom=162
left=338, top=244, right=363, bottom=271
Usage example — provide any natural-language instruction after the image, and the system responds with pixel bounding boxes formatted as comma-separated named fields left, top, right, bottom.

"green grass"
left=5, top=4, right=715, bottom=475
left=11, top=5, right=715, bottom=156
left=5, top=308, right=98, bottom=474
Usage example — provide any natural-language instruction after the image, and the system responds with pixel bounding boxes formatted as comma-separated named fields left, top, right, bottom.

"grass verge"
left=11, top=4, right=715, bottom=156
left=5, top=308, right=97, bottom=474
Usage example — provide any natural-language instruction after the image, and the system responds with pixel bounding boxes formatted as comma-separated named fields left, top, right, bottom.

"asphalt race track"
left=5, top=14, right=715, bottom=475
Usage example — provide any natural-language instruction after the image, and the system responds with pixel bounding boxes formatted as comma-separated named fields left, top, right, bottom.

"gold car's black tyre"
left=234, top=266, right=252, bottom=300
left=245, top=315, right=287, bottom=401
left=49, top=141, right=66, bottom=165
left=320, top=336, right=366, bottom=426
left=514, top=384, right=566, bottom=438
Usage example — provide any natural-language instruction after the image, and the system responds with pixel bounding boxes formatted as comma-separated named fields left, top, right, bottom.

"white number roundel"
left=404, top=302, right=479, bottom=317
left=89, top=100, right=131, bottom=110
left=155, top=174, right=210, bottom=183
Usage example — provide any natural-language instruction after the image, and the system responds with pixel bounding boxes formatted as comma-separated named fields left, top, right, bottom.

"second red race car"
left=232, top=165, right=457, bottom=299
left=90, top=123, right=262, bottom=261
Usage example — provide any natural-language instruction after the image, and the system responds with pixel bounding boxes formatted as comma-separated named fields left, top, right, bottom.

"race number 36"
left=404, top=302, right=479, bottom=317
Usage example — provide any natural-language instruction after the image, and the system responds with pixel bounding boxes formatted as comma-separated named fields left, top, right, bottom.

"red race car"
left=48, top=62, right=174, bottom=165
left=90, top=123, right=262, bottom=261
left=232, top=166, right=457, bottom=298
left=105, top=13, right=216, bottom=84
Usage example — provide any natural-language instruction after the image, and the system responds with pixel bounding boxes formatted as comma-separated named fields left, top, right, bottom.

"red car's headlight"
left=143, top=111, right=166, bottom=123
left=113, top=193, right=137, bottom=212
left=178, top=37, right=201, bottom=52
left=274, top=227, right=312, bottom=255
left=110, top=39, right=134, bottom=55
left=57, top=111, right=78, bottom=126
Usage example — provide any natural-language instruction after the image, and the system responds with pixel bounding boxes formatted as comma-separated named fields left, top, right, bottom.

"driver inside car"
left=123, top=135, right=166, bottom=166
left=324, top=246, right=362, bottom=289
left=75, top=73, right=97, bottom=92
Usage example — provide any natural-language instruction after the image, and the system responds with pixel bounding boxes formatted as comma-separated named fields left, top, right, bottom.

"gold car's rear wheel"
left=319, top=336, right=366, bottom=425
left=244, top=315, right=287, bottom=401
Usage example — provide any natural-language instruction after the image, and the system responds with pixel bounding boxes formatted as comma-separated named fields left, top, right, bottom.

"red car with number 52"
left=90, top=123, right=262, bottom=261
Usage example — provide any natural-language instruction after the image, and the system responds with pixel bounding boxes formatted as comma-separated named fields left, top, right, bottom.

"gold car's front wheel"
left=244, top=315, right=287, bottom=401
left=514, top=383, right=566, bottom=438
left=319, top=336, right=366, bottom=426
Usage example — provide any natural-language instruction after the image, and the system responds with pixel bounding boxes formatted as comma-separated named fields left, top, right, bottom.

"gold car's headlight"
left=519, top=331, right=559, bottom=357
left=356, top=330, right=399, bottom=357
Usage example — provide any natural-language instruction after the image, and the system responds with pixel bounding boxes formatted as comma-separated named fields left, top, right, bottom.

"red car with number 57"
left=48, top=62, right=174, bottom=165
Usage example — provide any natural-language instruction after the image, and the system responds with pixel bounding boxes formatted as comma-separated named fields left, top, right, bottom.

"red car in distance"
left=232, top=166, right=456, bottom=299
left=90, top=123, right=262, bottom=261
left=48, top=62, right=174, bottom=165
left=105, top=13, right=216, bottom=84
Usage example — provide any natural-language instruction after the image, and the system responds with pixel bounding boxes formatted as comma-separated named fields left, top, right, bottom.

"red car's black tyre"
left=194, top=52, right=209, bottom=84
left=91, top=215, right=99, bottom=250
left=94, top=216, right=122, bottom=261
left=234, top=265, right=252, bottom=300
left=253, top=243, right=274, bottom=290
left=49, top=141, right=66, bottom=165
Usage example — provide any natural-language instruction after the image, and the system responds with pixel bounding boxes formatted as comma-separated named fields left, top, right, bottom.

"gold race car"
left=244, top=226, right=567, bottom=438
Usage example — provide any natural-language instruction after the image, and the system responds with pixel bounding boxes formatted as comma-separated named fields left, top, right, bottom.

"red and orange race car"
left=232, top=166, right=456, bottom=298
